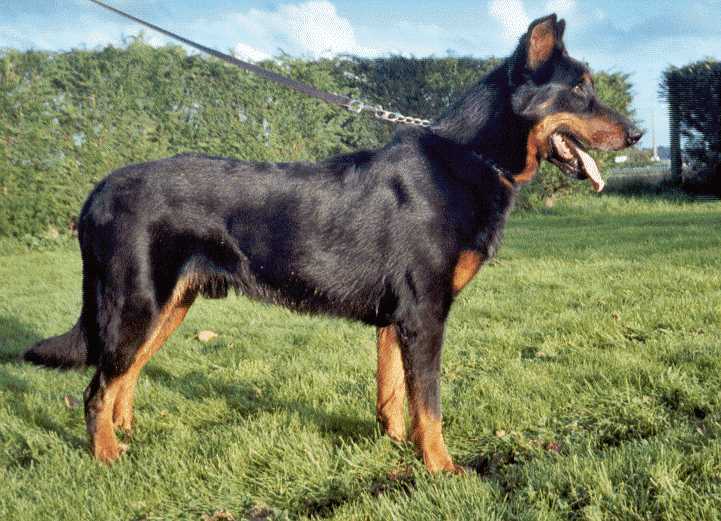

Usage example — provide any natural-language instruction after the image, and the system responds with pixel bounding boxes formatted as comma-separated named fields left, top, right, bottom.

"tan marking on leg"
left=88, top=279, right=196, bottom=463
left=376, top=325, right=406, bottom=441
left=112, top=294, right=194, bottom=432
left=86, top=373, right=128, bottom=463
left=452, top=250, right=484, bottom=295
left=111, top=378, right=136, bottom=434
left=409, top=402, right=463, bottom=474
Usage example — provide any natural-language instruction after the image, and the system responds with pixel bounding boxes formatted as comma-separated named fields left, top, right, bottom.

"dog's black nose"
left=626, top=127, right=644, bottom=146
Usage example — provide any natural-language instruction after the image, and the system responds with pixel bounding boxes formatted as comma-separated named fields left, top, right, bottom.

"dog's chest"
left=451, top=186, right=515, bottom=295
left=452, top=250, right=484, bottom=295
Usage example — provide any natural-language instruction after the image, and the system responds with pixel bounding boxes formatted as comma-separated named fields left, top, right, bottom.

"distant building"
left=614, top=155, right=629, bottom=164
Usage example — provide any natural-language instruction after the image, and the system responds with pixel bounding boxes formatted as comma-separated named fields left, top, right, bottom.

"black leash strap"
left=89, top=0, right=352, bottom=108
left=87, top=0, right=431, bottom=127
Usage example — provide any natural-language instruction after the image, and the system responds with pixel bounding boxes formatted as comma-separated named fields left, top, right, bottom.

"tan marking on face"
left=452, top=250, right=484, bottom=295
left=515, top=115, right=579, bottom=184
left=376, top=325, right=406, bottom=441
left=514, top=110, right=628, bottom=184
left=532, top=112, right=628, bottom=152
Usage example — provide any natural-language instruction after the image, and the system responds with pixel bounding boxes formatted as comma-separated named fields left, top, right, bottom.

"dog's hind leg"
left=112, top=287, right=196, bottom=433
left=84, top=278, right=196, bottom=463
left=376, top=325, right=406, bottom=441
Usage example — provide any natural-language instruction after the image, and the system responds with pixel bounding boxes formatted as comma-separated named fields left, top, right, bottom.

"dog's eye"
left=572, top=83, right=585, bottom=95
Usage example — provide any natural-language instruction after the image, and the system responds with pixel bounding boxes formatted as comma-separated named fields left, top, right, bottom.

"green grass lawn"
left=1, top=194, right=720, bottom=520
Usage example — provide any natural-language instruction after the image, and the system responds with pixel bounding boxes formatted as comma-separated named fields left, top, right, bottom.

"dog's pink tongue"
left=576, top=146, right=605, bottom=192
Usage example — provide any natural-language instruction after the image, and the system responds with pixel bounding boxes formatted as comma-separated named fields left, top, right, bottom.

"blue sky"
left=2, top=1, right=720, bottom=148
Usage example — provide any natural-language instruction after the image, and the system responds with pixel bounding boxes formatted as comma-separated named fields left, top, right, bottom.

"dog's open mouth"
left=548, top=133, right=605, bottom=192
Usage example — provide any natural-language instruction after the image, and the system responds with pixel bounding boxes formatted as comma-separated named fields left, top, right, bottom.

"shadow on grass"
left=140, top=363, right=423, bottom=518
left=0, top=314, right=87, bottom=455
left=140, top=366, right=422, bottom=519
left=0, top=314, right=43, bottom=363
left=144, top=365, right=376, bottom=443
left=0, top=374, right=88, bottom=454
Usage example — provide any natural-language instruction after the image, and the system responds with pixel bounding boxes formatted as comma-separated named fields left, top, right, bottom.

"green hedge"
left=661, top=60, right=720, bottom=170
left=0, top=40, right=634, bottom=238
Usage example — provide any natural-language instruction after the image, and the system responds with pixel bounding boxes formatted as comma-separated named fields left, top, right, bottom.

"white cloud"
left=488, top=0, right=531, bottom=43
left=0, top=21, right=150, bottom=51
left=233, top=43, right=271, bottom=63
left=364, top=20, right=464, bottom=57
left=545, top=0, right=577, bottom=17
left=230, top=1, right=364, bottom=58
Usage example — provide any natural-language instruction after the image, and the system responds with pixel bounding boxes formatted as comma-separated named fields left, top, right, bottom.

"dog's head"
left=510, top=14, right=643, bottom=191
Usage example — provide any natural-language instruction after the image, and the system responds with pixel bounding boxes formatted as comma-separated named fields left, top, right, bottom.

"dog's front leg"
left=397, top=315, right=463, bottom=474
left=376, top=325, right=407, bottom=441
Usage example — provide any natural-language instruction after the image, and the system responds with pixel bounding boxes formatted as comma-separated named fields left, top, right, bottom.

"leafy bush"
left=0, top=40, right=635, bottom=237
left=0, top=40, right=379, bottom=237
left=661, top=60, right=721, bottom=193
left=661, top=60, right=721, bottom=170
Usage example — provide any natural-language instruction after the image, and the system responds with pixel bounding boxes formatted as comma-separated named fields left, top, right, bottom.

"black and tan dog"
left=24, top=14, right=641, bottom=473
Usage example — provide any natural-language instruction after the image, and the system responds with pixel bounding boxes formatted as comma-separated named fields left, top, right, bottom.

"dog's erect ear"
left=526, top=14, right=563, bottom=70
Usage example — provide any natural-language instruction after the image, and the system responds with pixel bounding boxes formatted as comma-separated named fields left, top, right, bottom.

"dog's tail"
left=22, top=319, right=90, bottom=369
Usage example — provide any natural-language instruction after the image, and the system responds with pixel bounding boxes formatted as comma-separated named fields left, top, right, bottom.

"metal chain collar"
left=347, top=99, right=432, bottom=128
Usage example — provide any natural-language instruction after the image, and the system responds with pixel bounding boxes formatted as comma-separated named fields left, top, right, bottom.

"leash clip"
left=347, top=99, right=365, bottom=114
